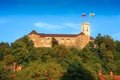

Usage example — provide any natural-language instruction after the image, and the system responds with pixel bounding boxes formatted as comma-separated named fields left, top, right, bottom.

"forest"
left=0, top=33, right=120, bottom=80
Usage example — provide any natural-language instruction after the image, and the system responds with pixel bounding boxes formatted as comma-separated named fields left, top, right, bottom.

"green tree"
left=11, top=36, right=35, bottom=64
left=33, top=47, right=51, bottom=61
left=1, top=54, right=16, bottom=65
left=51, top=45, right=74, bottom=67
left=95, top=33, right=103, bottom=46
left=97, top=43, right=117, bottom=73
left=103, top=35, right=115, bottom=51
left=70, top=47, right=80, bottom=55
left=115, top=40, right=120, bottom=52
left=15, top=61, right=64, bottom=80
left=51, top=37, right=58, bottom=47
left=61, top=60, right=98, bottom=80
left=0, top=65, right=12, bottom=80
left=0, top=42, right=11, bottom=61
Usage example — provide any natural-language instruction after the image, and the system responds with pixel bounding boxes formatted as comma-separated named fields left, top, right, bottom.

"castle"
left=28, top=22, right=94, bottom=49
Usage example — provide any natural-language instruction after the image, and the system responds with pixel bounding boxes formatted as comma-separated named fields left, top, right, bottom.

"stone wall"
left=28, top=33, right=91, bottom=49
left=29, top=34, right=76, bottom=47
left=76, top=34, right=90, bottom=49
left=28, top=34, right=42, bottom=47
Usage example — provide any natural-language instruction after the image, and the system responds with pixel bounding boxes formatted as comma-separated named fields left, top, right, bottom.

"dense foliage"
left=0, top=34, right=120, bottom=80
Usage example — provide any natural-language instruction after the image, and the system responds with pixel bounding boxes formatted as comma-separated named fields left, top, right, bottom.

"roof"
left=39, top=33, right=79, bottom=37
left=38, top=32, right=86, bottom=37
left=29, top=30, right=82, bottom=37
left=99, top=75, right=120, bottom=80
left=4, top=65, right=16, bottom=72
left=79, top=32, right=85, bottom=35
left=90, top=37, right=94, bottom=40
left=113, top=76, right=120, bottom=80
left=29, top=30, right=38, bottom=34
left=29, top=30, right=95, bottom=38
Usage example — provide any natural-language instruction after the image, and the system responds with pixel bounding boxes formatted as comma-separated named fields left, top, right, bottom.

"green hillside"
left=0, top=33, right=120, bottom=80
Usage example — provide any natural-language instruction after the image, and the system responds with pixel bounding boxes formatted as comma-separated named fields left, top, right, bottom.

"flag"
left=81, top=13, right=87, bottom=17
left=89, top=13, right=95, bottom=17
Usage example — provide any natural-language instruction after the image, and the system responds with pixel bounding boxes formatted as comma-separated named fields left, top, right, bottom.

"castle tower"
left=81, top=22, right=90, bottom=36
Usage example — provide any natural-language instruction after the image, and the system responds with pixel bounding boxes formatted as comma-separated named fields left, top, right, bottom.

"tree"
left=1, top=54, right=16, bottom=65
left=61, top=60, right=98, bottom=80
left=0, top=65, right=12, bottom=80
left=11, top=36, right=35, bottom=64
left=0, top=42, right=11, bottom=61
left=95, top=33, right=103, bottom=46
left=115, top=40, right=120, bottom=52
left=70, top=47, right=80, bottom=55
left=51, top=45, right=74, bottom=66
left=97, top=43, right=117, bottom=73
left=51, top=37, right=58, bottom=47
left=103, top=35, right=115, bottom=51
left=15, top=61, right=64, bottom=80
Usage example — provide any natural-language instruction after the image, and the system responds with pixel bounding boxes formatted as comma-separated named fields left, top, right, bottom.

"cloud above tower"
left=34, top=21, right=80, bottom=30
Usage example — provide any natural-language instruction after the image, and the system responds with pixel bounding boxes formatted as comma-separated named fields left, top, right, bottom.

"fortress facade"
left=28, top=22, right=94, bottom=49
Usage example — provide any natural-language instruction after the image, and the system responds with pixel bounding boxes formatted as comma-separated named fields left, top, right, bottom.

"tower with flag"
left=81, top=13, right=95, bottom=36
left=81, top=22, right=90, bottom=36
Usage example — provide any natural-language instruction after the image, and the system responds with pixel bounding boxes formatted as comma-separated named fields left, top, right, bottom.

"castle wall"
left=28, top=34, right=41, bottom=47
left=76, top=35, right=90, bottom=49
left=28, top=34, right=76, bottom=47
left=55, top=37, right=76, bottom=47
left=28, top=33, right=90, bottom=49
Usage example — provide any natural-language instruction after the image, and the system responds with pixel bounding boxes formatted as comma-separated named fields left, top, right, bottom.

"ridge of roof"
left=38, top=33, right=79, bottom=37
left=29, top=30, right=38, bottom=34
left=90, top=37, right=94, bottom=40
left=79, top=32, right=85, bottom=35
left=29, top=30, right=92, bottom=37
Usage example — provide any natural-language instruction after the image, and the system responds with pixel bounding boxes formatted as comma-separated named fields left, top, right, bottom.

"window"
left=87, top=29, right=88, bottom=32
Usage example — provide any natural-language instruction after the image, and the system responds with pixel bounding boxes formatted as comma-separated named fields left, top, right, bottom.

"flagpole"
left=81, top=13, right=87, bottom=23
left=89, top=13, right=91, bottom=23
left=89, top=13, right=95, bottom=25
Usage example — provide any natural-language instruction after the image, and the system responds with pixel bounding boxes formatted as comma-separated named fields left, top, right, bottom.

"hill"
left=0, top=33, right=120, bottom=80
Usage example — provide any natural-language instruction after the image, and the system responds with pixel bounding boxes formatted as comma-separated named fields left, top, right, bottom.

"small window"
left=87, top=29, right=88, bottom=32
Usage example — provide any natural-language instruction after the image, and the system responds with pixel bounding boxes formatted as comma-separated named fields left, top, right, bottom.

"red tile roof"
left=29, top=30, right=86, bottom=37
left=29, top=30, right=38, bottom=34
left=113, top=76, right=120, bottom=80
left=39, top=33, right=79, bottom=37
left=99, top=75, right=120, bottom=80
left=99, top=75, right=106, bottom=80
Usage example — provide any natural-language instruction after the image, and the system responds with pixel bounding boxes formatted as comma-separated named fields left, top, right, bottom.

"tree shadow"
left=61, top=62, right=98, bottom=80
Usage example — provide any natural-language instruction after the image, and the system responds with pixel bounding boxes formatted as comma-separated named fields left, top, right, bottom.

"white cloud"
left=34, top=21, right=80, bottom=30
left=35, top=22, right=48, bottom=27
left=64, top=23, right=80, bottom=29
left=34, top=22, right=64, bottom=29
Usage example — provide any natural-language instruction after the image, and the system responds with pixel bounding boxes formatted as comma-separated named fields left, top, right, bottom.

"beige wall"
left=76, top=35, right=90, bottom=49
left=28, top=34, right=90, bottom=49
left=81, top=22, right=90, bottom=36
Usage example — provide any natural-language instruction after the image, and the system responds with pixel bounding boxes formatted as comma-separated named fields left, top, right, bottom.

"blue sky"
left=0, top=0, right=120, bottom=43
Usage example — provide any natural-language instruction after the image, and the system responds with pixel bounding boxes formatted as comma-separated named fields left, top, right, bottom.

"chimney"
left=109, top=71, right=113, bottom=76
left=98, top=70, right=102, bottom=76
